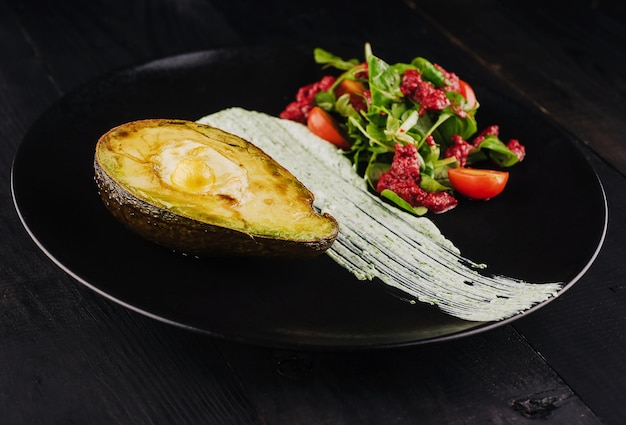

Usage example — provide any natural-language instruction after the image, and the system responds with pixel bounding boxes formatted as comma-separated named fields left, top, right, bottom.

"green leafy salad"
left=280, top=43, right=526, bottom=215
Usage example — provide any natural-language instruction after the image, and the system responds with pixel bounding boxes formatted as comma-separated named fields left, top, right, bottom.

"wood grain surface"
left=1, top=0, right=624, bottom=424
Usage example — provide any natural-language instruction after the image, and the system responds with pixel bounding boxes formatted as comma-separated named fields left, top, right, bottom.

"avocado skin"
left=93, top=119, right=338, bottom=258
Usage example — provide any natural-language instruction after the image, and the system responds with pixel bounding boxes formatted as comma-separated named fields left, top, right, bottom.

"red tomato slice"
left=307, top=106, right=351, bottom=149
left=457, top=79, right=477, bottom=109
left=335, top=79, right=366, bottom=98
left=448, top=167, right=509, bottom=200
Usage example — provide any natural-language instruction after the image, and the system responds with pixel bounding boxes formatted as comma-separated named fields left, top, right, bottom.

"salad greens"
left=280, top=43, right=525, bottom=214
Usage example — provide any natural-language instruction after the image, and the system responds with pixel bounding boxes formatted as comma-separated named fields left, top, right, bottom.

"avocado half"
left=93, top=119, right=339, bottom=258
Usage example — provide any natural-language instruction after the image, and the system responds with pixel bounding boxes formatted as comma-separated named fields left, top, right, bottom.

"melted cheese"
left=156, top=139, right=249, bottom=201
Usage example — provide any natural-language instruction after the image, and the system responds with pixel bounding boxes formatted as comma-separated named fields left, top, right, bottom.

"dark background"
left=2, top=0, right=626, bottom=424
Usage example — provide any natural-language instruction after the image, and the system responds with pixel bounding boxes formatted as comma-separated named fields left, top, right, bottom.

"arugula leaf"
left=380, top=189, right=428, bottom=216
left=364, top=161, right=390, bottom=189
left=367, top=52, right=403, bottom=108
left=435, top=113, right=478, bottom=148
left=314, top=48, right=360, bottom=70
left=411, top=57, right=446, bottom=87
left=420, top=141, right=441, bottom=166
left=446, top=90, right=479, bottom=114
left=334, top=94, right=358, bottom=118
left=383, top=109, right=420, bottom=146
left=419, top=174, right=451, bottom=193
left=314, top=91, right=336, bottom=111
left=472, top=135, right=520, bottom=167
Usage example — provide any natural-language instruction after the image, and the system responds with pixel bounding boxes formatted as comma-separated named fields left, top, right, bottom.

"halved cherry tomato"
left=457, top=79, right=477, bottom=109
left=334, top=79, right=366, bottom=99
left=448, top=167, right=509, bottom=200
left=307, top=106, right=351, bottom=150
left=335, top=79, right=367, bottom=111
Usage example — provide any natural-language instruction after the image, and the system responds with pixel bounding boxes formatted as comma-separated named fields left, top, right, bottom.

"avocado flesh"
left=94, top=119, right=339, bottom=258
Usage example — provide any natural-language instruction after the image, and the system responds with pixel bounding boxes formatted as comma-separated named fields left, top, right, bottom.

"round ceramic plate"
left=11, top=45, right=607, bottom=349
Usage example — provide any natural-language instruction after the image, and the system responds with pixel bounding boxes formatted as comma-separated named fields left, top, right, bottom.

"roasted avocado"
left=94, top=119, right=339, bottom=258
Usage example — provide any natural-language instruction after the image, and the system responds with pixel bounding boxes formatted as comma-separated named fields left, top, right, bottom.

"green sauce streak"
left=198, top=108, right=562, bottom=322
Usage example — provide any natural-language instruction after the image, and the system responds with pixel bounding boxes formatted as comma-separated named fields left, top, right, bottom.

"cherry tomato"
left=335, top=79, right=367, bottom=111
left=335, top=79, right=366, bottom=98
left=448, top=167, right=509, bottom=200
left=457, top=79, right=477, bottom=109
left=307, top=106, right=351, bottom=149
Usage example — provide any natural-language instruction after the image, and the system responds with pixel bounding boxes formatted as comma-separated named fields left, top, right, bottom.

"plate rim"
left=10, top=45, right=610, bottom=350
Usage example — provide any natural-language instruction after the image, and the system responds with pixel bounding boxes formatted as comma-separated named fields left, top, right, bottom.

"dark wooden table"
left=2, top=0, right=625, bottom=423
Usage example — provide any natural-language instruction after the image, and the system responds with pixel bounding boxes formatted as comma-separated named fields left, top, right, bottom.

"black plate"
left=11, top=45, right=607, bottom=350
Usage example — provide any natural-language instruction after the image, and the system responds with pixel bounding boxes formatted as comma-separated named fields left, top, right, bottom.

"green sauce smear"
left=198, top=108, right=562, bottom=322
